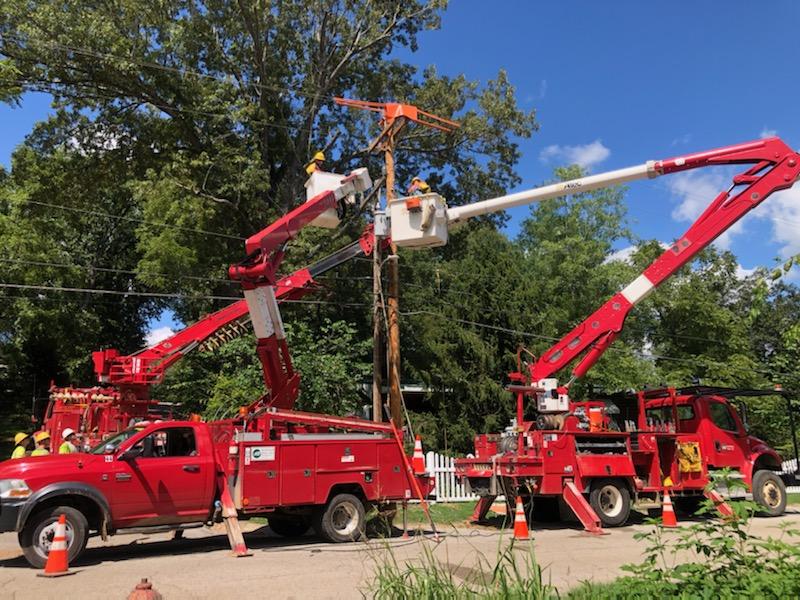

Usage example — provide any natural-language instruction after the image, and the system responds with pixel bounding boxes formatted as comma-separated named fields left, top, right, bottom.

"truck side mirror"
left=118, top=446, right=142, bottom=462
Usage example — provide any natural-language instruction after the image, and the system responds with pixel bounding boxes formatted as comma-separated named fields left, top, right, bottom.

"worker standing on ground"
left=10, top=432, right=31, bottom=459
left=305, top=151, right=326, bottom=175
left=30, top=431, right=51, bottom=456
left=407, top=176, right=431, bottom=195
left=58, top=428, right=78, bottom=454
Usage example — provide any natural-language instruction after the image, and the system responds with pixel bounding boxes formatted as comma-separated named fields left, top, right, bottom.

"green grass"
left=403, top=501, right=495, bottom=527
left=789, top=493, right=800, bottom=505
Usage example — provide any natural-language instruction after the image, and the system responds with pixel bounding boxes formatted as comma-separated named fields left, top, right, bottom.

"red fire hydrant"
left=127, top=578, right=163, bottom=600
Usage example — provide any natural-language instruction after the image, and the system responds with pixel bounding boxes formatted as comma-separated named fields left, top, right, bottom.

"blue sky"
left=2, top=1, right=799, bottom=336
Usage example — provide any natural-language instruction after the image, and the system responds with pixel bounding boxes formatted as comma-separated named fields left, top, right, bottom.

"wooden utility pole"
left=334, top=98, right=459, bottom=426
left=383, top=136, right=403, bottom=426
left=371, top=211, right=383, bottom=422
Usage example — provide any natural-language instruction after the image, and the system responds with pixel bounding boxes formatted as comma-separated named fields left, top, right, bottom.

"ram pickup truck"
left=0, top=419, right=432, bottom=568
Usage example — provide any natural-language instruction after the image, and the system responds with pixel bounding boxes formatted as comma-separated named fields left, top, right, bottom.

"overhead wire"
left=21, top=199, right=246, bottom=241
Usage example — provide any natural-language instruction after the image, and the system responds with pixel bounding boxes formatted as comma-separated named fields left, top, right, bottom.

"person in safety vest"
left=59, top=428, right=78, bottom=454
left=11, top=432, right=32, bottom=459
left=31, top=431, right=51, bottom=456
left=305, top=151, right=326, bottom=175
left=407, top=176, right=431, bottom=195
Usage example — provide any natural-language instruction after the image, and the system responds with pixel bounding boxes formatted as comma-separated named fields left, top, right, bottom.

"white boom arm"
left=390, top=161, right=658, bottom=247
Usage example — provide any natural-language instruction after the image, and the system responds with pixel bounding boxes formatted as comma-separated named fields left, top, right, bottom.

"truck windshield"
left=89, top=428, right=142, bottom=454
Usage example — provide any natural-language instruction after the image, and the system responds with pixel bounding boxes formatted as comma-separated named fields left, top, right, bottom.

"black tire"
left=752, top=470, right=787, bottom=517
left=531, top=497, right=560, bottom=523
left=673, top=495, right=704, bottom=516
left=589, top=479, right=631, bottom=527
left=313, top=493, right=366, bottom=543
left=268, top=516, right=310, bottom=538
left=18, top=505, right=89, bottom=569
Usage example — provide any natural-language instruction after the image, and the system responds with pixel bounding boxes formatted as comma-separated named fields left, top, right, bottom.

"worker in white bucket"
left=407, top=176, right=431, bottom=195
left=305, top=150, right=326, bottom=175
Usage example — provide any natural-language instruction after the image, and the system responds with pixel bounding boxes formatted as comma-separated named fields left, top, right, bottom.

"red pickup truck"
left=0, top=418, right=431, bottom=568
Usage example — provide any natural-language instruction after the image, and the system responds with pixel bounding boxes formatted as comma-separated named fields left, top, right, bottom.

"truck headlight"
left=0, top=479, right=31, bottom=499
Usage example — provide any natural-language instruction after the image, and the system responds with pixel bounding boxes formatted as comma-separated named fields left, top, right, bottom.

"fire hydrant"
left=127, top=578, right=163, bottom=600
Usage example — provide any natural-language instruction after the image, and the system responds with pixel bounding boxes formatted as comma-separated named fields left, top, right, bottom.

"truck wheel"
left=314, top=494, right=366, bottom=543
left=19, top=505, right=88, bottom=569
left=589, top=479, right=631, bottom=527
left=268, top=516, right=310, bottom=538
left=752, top=470, right=787, bottom=517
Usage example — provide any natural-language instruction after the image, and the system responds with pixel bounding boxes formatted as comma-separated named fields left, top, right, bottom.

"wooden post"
left=385, top=136, right=403, bottom=427
left=372, top=218, right=383, bottom=422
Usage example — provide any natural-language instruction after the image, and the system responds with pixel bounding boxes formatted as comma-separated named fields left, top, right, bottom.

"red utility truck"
left=0, top=413, right=431, bottom=568
left=387, top=136, right=800, bottom=531
left=456, top=386, right=795, bottom=529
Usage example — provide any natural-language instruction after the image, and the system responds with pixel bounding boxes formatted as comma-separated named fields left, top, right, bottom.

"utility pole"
left=383, top=134, right=402, bottom=426
left=371, top=205, right=383, bottom=422
left=334, top=99, right=459, bottom=426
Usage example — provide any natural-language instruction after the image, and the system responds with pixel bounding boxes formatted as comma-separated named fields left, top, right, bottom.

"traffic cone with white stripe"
left=412, top=436, right=426, bottom=474
left=661, top=489, right=678, bottom=528
left=37, top=514, right=74, bottom=577
left=513, top=496, right=530, bottom=541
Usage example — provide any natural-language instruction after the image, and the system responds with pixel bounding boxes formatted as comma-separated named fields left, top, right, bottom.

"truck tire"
left=19, top=505, right=89, bottom=569
left=752, top=470, right=787, bottom=517
left=313, top=493, right=366, bottom=543
left=268, top=516, right=310, bottom=538
left=589, top=479, right=631, bottom=527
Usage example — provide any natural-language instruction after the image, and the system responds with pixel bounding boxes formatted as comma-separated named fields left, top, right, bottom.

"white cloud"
left=604, top=242, right=670, bottom=265
left=539, top=140, right=610, bottom=169
left=760, top=127, right=778, bottom=139
left=538, top=79, right=548, bottom=99
left=735, top=264, right=756, bottom=279
left=671, top=133, right=692, bottom=147
left=145, top=326, right=175, bottom=346
left=762, top=186, right=800, bottom=256
left=666, top=170, right=747, bottom=250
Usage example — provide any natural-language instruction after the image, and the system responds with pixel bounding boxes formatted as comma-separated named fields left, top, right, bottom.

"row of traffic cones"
left=508, top=488, right=679, bottom=541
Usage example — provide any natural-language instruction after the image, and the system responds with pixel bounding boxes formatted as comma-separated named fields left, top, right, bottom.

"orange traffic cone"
left=37, top=514, right=74, bottom=577
left=661, top=489, right=678, bottom=528
left=512, top=496, right=530, bottom=541
left=412, top=436, right=426, bottom=474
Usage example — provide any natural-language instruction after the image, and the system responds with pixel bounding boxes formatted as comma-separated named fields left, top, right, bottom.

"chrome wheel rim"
left=331, top=503, right=359, bottom=536
left=598, top=485, right=623, bottom=518
left=35, top=520, right=74, bottom=560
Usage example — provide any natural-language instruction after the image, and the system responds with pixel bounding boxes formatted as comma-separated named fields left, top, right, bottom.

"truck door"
left=110, top=425, right=213, bottom=527
left=702, top=399, right=747, bottom=470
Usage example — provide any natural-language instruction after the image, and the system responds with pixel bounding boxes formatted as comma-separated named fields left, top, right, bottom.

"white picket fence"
left=422, top=454, right=800, bottom=502
left=425, top=451, right=477, bottom=502
left=783, top=459, right=799, bottom=494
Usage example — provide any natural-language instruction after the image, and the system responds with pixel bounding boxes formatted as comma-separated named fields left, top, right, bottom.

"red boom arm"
left=525, top=137, right=800, bottom=385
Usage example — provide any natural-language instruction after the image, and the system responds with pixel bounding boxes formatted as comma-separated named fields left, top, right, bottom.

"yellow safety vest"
left=59, top=441, right=76, bottom=454
left=11, top=445, right=26, bottom=459
left=30, top=448, right=50, bottom=456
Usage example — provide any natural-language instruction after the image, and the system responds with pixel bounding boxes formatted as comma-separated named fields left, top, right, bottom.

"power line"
left=0, top=257, right=234, bottom=285
left=22, top=199, right=245, bottom=241
left=0, top=282, right=371, bottom=307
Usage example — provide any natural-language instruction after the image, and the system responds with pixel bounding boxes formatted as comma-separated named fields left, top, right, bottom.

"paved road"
left=1, top=510, right=799, bottom=599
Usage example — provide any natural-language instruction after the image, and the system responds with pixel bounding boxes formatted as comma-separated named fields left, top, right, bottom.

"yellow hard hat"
left=34, top=431, right=50, bottom=443
left=312, top=151, right=325, bottom=162
left=409, top=177, right=430, bottom=192
left=14, top=432, right=29, bottom=445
